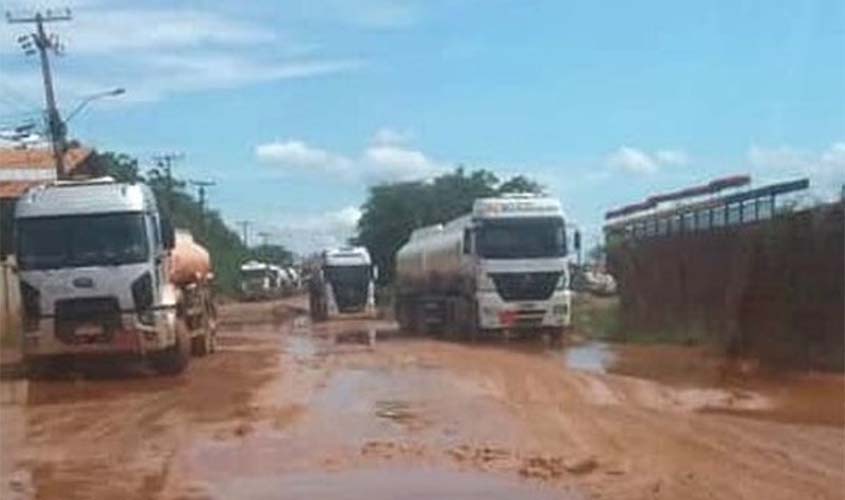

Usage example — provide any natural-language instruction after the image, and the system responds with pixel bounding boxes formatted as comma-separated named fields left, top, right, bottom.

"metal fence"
left=604, top=179, right=809, bottom=244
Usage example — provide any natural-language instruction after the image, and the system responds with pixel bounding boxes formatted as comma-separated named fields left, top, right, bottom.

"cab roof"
left=14, top=178, right=157, bottom=219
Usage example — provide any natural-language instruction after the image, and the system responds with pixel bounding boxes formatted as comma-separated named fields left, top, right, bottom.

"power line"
left=152, top=152, right=184, bottom=213
left=6, top=8, right=72, bottom=178
left=238, top=220, right=251, bottom=247
left=189, top=179, right=216, bottom=237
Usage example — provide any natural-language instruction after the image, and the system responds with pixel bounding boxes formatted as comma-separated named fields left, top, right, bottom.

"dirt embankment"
left=607, top=202, right=844, bottom=370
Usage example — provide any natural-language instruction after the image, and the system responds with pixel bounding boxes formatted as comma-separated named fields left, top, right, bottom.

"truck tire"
left=546, top=327, right=564, bottom=348
left=395, top=297, right=413, bottom=333
left=152, top=319, right=191, bottom=375
left=190, top=310, right=216, bottom=357
left=24, top=356, right=63, bottom=379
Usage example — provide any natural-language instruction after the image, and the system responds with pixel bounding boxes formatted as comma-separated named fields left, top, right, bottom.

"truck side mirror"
left=573, top=230, right=582, bottom=253
left=161, top=216, right=175, bottom=250
left=372, top=265, right=379, bottom=280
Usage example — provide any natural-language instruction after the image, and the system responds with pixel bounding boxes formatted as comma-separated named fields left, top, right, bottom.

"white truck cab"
left=309, top=247, right=376, bottom=321
left=14, top=178, right=194, bottom=374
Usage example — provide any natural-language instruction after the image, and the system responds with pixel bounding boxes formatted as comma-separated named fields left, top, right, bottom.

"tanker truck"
left=394, top=193, right=577, bottom=341
left=308, top=247, right=376, bottom=321
left=14, top=178, right=217, bottom=375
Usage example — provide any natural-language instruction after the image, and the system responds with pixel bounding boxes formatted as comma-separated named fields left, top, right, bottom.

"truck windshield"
left=477, top=218, right=566, bottom=259
left=17, top=213, right=149, bottom=270
left=324, top=265, right=370, bottom=285
left=241, top=269, right=268, bottom=281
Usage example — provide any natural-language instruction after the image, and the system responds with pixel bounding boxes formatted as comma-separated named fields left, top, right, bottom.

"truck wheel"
left=544, top=328, right=564, bottom=348
left=191, top=334, right=209, bottom=356
left=192, top=317, right=218, bottom=356
left=152, top=319, right=191, bottom=375
left=207, top=314, right=218, bottom=354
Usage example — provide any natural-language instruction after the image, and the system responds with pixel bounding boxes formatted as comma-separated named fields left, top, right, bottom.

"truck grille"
left=333, top=283, right=368, bottom=312
left=54, top=297, right=122, bottom=344
left=490, top=272, right=560, bottom=302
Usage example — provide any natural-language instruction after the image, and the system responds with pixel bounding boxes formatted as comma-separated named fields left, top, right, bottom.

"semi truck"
left=394, top=193, right=577, bottom=341
left=14, top=178, right=217, bottom=375
left=308, top=247, right=376, bottom=322
left=239, top=260, right=279, bottom=300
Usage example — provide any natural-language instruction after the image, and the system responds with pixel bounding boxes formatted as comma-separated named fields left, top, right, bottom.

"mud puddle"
left=201, top=467, right=583, bottom=500
left=560, top=341, right=615, bottom=373
left=606, top=342, right=844, bottom=426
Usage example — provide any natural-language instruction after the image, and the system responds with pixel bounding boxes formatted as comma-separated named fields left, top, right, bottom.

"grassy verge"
left=572, top=294, right=709, bottom=346
left=572, top=294, right=622, bottom=341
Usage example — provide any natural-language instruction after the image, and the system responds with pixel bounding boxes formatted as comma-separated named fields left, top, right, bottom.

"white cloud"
left=0, top=6, right=362, bottom=107
left=747, top=142, right=845, bottom=200
left=655, top=149, right=689, bottom=166
left=607, top=146, right=659, bottom=174
left=0, top=9, right=273, bottom=55
left=362, top=143, right=442, bottom=182
left=606, top=146, right=690, bottom=175
left=254, top=205, right=362, bottom=254
left=257, top=130, right=445, bottom=184
left=371, top=127, right=410, bottom=146
left=255, top=140, right=351, bottom=172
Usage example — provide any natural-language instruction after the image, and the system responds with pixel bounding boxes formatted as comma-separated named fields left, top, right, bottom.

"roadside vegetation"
left=91, top=151, right=292, bottom=295
left=571, top=294, right=622, bottom=341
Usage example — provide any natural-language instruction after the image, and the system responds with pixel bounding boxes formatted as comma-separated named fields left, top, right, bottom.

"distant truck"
left=308, top=247, right=376, bottom=321
left=14, top=178, right=217, bottom=375
left=394, top=193, right=577, bottom=341
left=239, top=260, right=279, bottom=300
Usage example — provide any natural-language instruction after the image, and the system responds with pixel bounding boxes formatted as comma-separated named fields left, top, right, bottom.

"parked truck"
left=394, top=193, right=577, bottom=341
left=14, top=178, right=217, bottom=375
left=308, top=247, right=376, bottom=322
left=239, top=260, right=279, bottom=301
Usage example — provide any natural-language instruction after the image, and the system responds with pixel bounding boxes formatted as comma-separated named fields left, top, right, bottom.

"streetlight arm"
left=63, top=87, right=125, bottom=124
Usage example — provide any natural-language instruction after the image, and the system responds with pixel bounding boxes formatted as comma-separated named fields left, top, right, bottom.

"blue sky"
left=1, top=0, right=843, bottom=252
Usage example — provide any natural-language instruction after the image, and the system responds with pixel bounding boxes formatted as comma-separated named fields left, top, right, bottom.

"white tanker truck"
left=394, top=194, right=577, bottom=341
left=14, top=178, right=217, bottom=375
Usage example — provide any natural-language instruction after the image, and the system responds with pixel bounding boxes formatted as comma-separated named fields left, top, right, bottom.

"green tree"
left=90, top=150, right=285, bottom=295
left=498, top=175, right=544, bottom=194
left=252, top=244, right=293, bottom=266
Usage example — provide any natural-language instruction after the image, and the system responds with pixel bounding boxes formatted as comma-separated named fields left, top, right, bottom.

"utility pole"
left=189, top=179, right=215, bottom=237
left=153, top=152, right=183, bottom=213
left=7, top=8, right=72, bottom=179
left=238, top=220, right=251, bottom=247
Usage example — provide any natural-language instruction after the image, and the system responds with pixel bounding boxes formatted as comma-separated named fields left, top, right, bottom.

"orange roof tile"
left=0, top=147, right=92, bottom=174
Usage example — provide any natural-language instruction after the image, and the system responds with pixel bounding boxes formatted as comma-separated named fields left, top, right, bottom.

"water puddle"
left=561, top=342, right=615, bottom=373
left=202, top=467, right=583, bottom=500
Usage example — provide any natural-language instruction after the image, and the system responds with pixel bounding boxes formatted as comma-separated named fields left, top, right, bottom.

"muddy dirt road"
left=1, top=297, right=843, bottom=499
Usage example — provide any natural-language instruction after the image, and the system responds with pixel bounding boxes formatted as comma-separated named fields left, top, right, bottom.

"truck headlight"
left=556, top=272, right=568, bottom=290
left=477, top=273, right=496, bottom=292
left=131, top=273, right=155, bottom=325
